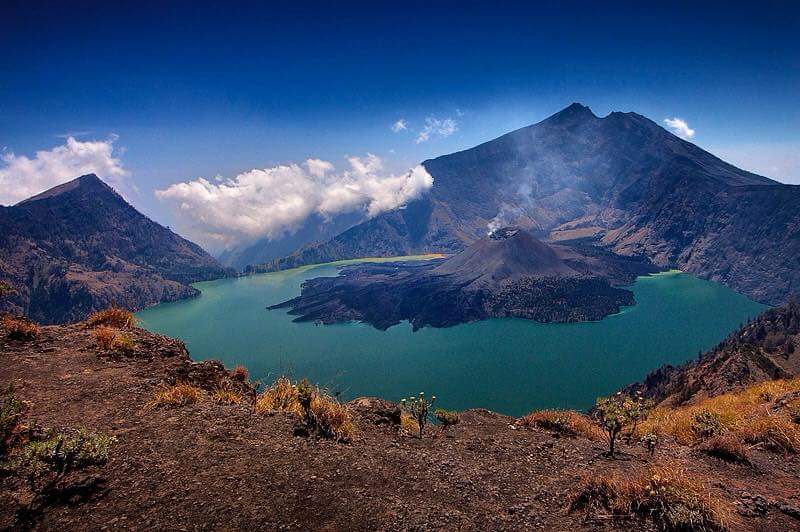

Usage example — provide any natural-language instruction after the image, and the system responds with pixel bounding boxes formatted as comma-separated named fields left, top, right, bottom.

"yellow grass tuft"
left=92, top=325, right=136, bottom=353
left=517, top=409, right=603, bottom=440
left=212, top=386, right=243, bottom=405
left=307, top=394, right=356, bottom=442
left=2, top=315, right=41, bottom=341
left=400, top=412, right=419, bottom=436
left=85, top=308, right=137, bottom=329
left=254, top=377, right=302, bottom=414
left=570, top=462, right=734, bottom=531
left=149, top=383, right=203, bottom=408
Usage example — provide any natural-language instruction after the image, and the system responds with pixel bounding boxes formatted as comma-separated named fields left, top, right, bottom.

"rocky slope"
left=256, top=103, right=800, bottom=306
left=3, top=317, right=800, bottom=530
left=0, top=175, right=230, bottom=323
left=626, top=299, right=800, bottom=406
left=269, top=227, right=657, bottom=330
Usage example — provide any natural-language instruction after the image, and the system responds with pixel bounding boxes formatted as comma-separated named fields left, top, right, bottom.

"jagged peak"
left=544, top=102, right=597, bottom=124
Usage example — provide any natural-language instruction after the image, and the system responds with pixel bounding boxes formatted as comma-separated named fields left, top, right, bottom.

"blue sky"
left=1, top=1, right=799, bottom=249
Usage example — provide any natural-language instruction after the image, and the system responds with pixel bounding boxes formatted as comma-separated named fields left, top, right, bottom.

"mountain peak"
left=17, top=174, right=114, bottom=205
left=544, top=102, right=597, bottom=124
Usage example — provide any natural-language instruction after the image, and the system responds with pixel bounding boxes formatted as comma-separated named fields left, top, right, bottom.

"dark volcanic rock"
left=0, top=174, right=231, bottom=323
left=270, top=228, right=655, bottom=330
left=257, top=103, right=800, bottom=306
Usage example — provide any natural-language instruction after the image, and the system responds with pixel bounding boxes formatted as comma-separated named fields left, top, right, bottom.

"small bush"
left=112, top=333, right=136, bottom=354
left=400, top=392, right=436, bottom=438
left=691, top=410, right=725, bottom=440
left=85, top=308, right=136, bottom=329
left=254, top=377, right=301, bottom=414
left=435, top=409, right=460, bottom=431
left=1, top=386, right=25, bottom=458
left=212, top=386, right=243, bottom=405
left=570, top=463, right=732, bottom=531
left=2, top=316, right=41, bottom=341
left=594, top=393, right=651, bottom=457
left=518, top=410, right=601, bottom=440
left=701, top=434, right=750, bottom=464
left=231, top=365, right=249, bottom=383
left=17, top=429, right=115, bottom=493
left=149, top=383, right=203, bottom=408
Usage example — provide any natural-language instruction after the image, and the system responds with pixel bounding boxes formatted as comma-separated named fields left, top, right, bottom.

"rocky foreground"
left=3, top=315, right=800, bottom=530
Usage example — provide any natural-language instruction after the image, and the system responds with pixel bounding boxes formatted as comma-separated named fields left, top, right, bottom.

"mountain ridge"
left=0, top=174, right=230, bottom=323
left=254, top=103, right=798, bottom=306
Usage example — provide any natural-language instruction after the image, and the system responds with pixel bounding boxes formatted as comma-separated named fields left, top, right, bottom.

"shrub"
left=400, top=392, right=436, bottom=438
left=594, top=393, right=650, bottom=457
left=212, top=386, right=243, bottom=405
left=149, top=383, right=203, bottom=408
left=2, top=316, right=41, bottom=341
left=570, top=463, right=732, bottom=531
left=700, top=433, right=750, bottom=464
left=641, top=432, right=659, bottom=457
left=85, top=308, right=136, bottom=329
left=112, top=333, right=136, bottom=354
left=1, top=386, right=25, bottom=459
left=518, top=409, right=601, bottom=440
left=435, top=409, right=460, bottom=431
left=691, top=410, right=725, bottom=440
left=254, top=377, right=301, bottom=414
left=400, top=413, right=420, bottom=436
left=231, top=365, right=249, bottom=383
left=0, top=280, right=15, bottom=298
left=17, top=429, right=115, bottom=493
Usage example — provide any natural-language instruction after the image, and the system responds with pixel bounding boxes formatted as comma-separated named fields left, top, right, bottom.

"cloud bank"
left=663, top=117, right=695, bottom=139
left=156, top=155, right=434, bottom=248
left=0, top=136, right=127, bottom=205
left=415, top=116, right=458, bottom=143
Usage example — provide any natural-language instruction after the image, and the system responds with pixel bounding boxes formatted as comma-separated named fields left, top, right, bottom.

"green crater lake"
left=137, top=258, right=766, bottom=416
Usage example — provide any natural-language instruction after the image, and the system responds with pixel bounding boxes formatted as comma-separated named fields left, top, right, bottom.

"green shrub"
left=17, top=429, right=115, bottom=493
left=594, top=393, right=650, bottom=457
left=691, top=410, right=724, bottom=440
left=1, top=386, right=25, bottom=459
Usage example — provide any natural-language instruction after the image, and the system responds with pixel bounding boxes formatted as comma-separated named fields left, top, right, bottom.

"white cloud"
left=155, top=155, right=434, bottom=249
left=0, top=136, right=128, bottom=205
left=415, top=116, right=458, bottom=144
left=663, top=117, right=695, bottom=139
left=391, top=119, right=408, bottom=132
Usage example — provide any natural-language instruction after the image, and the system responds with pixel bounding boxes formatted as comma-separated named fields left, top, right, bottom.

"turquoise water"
left=136, top=261, right=766, bottom=416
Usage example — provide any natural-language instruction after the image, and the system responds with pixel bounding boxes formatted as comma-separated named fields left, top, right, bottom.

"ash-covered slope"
left=259, top=103, right=799, bottom=306
left=0, top=174, right=230, bottom=323
left=270, top=228, right=655, bottom=330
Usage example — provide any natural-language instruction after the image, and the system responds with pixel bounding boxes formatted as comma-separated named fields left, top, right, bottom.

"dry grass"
left=700, top=433, right=751, bottom=464
left=254, top=377, right=302, bottom=414
left=400, top=412, right=420, bottom=436
left=92, top=326, right=136, bottom=353
left=255, top=376, right=355, bottom=442
left=517, top=409, right=603, bottom=440
left=212, top=386, right=243, bottom=405
left=85, top=308, right=137, bottom=329
left=149, top=383, right=203, bottom=408
left=2, top=315, right=41, bottom=340
left=638, top=377, right=800, bottom=453
left=231, top=365, right=249, bottom=383
left=307, top=394, right=356, bottom=442
left=570, top=463, right=734, bottom=531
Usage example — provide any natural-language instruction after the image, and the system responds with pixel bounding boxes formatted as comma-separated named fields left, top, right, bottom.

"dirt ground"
left=2, top=322, right=800, bottom=530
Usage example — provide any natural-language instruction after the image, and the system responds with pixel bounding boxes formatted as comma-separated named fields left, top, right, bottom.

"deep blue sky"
left=2, top=1, right=799, bottom=240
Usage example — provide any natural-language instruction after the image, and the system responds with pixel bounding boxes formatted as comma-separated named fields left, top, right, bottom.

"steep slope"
left=626, top=299, right=800, bottom=406
left=259, top=103, right=799, bottom=305
left=0, top=174, right=230, bottom=323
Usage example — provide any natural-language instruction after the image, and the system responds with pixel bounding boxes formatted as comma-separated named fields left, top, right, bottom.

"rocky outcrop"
left=0, top=174, right=231, bottom=323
